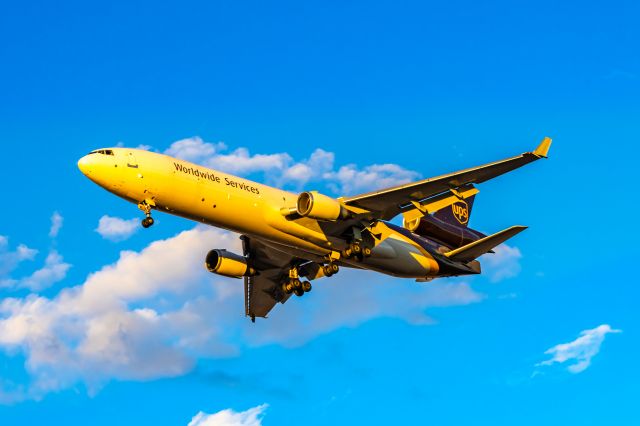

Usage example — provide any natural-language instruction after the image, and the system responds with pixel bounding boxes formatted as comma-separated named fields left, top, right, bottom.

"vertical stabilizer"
left=434, top=194, right=476, bottom=227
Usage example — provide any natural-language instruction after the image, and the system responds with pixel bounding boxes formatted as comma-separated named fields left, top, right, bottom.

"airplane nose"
left=77, top=155, right=92, bottom=176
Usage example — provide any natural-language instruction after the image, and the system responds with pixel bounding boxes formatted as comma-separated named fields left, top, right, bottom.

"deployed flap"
left=245, top=271, right=292, bottom=319
left=241, top=236, right=296, bottom=320
left=444, top=225, right=527, bottom=262
left=343, top=137, right=552, bottom=220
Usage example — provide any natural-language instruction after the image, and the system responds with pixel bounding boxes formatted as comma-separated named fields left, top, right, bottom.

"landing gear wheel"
left=323, top=263, right=339, bottom=277
left=282, top=282, right=293, bottom=294
left=362, top=246, right=372, bottom=257
left=294, top=288, right=304, bottom=297
left=351, top=242, right=362, bottom=255
left=292, top=279, right=302, bottom=289
left=302, top=281, right=312, bottom=292
left=141, top=217, right=154, bottom=228
left=323, top=265, right=333, bottom=276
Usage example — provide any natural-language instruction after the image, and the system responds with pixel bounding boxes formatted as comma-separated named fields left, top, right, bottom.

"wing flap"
left=245, top=270, right=292, bottom=319
left=241, top=236, right=311, bottom=320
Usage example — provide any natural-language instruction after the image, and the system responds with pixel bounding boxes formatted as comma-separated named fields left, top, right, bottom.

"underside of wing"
left=241, top=236, right=306, bottom=320
left=245, top=269, right=292, bottom=319
left=342, top=137, right=552, bottom=220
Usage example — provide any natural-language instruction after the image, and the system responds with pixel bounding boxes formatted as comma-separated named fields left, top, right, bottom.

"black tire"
left=302, top=281, right=312, bottom=292
left=292, top=279, right=302, bottom=289
left=323, top=265, right=333, bottom=277
left=142, top=217, right=153, bottom=228
left=294, top=288, right=304, bottom=297
left=363, top=247, right=372, bottom=257
left=351, top=243, right=361, bottom=254
left=330, top=263, right=339, bottom=274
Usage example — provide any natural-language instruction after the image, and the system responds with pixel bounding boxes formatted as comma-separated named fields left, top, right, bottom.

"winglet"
left=533, top=137, right=552, bottom=158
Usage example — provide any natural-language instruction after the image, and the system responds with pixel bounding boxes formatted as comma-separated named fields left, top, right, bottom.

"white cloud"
left=0, top=226, right=483, bottom=400
left=479, top=243, right=522, bottom=282
left=49, top=212, right=63, bottom=238
left=0, top=236, right=38, bottom=278
left=164, top=137, right=226, bottom=162
left=205, top=148, right=292, bottom=176
left=159, top=136, right=421, bottom=195
left=95, top=215, right=139, bottom=242
left=0, top=227, right=239, bottom=399
left=324, top=163, right=421, bottom=195
left=536, top=324, right=621, bottom=374
left=1, top=216, right=70, bottom=292
left=280, top=148, right=335, bottom=188
left=188, top=404, right=268, bottom=426
left=14, top=250, right=71, bottom=292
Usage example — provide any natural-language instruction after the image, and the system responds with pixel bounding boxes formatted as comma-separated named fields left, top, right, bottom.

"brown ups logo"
left=451, top=200, right=469, bottom=225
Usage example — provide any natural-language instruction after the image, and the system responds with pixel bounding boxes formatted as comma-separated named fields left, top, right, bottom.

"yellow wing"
left=342, top=137, right=552, bottom=220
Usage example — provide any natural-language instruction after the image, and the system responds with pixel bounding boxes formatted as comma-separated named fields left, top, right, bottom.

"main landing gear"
left=138, top=200, right=155, bottom=228
left=341, top=240, right=372, bottom=261
left=322, top=263, right=339, bottom=277
left=281, top=266, right=312, bottom=297
left=280, top=263, right=340, bottom=297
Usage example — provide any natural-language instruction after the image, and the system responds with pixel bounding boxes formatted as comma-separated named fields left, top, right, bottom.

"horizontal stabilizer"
left=444, top=225, right=527, bottom=262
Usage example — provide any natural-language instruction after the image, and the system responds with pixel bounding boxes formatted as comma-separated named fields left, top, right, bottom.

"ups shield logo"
left=451, top=201, right=469, bottom=225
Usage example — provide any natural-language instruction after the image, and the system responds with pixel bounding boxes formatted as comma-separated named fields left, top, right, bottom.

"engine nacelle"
left=296, top=191, right=347, bottom=221
left=404, top=215, right=487, bottom=249
left=205, top=249, right=255, bottom=278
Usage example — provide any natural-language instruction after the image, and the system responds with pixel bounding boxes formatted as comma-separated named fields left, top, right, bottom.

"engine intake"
left=205, top=249, right=255, bottom=278
left=296, top=191, right=347, bottom=221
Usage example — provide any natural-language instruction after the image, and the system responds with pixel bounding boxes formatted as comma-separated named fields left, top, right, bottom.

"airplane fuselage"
left=78, top=148, right=464, bottom=280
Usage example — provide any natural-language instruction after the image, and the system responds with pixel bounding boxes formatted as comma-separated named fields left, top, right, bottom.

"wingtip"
left=533, top=137, right=552, bottom=158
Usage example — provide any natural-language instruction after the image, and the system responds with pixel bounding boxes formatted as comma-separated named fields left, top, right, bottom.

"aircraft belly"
left=359, top=238, right=438, bottom=278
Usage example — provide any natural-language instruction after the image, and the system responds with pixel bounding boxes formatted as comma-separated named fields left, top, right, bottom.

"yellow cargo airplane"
left=78, top=138, right=551, bottom=321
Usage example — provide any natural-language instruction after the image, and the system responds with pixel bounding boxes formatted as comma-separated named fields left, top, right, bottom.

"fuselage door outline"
left=127, top=152, right=139, bottom=168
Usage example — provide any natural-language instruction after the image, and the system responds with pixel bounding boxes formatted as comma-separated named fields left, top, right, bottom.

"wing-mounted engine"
left=205, top=249, right=256, bottom=278
left=296, top=191, right=350, bottom=221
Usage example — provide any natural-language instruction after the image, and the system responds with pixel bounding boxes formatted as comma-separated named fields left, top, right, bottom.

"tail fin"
left=444, top=225, right=527, bottom=262
left=434, top=194, right=476, bottom=227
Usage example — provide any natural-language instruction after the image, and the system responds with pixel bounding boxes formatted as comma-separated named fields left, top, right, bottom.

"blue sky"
left=0, top=0, right=638, bottom=424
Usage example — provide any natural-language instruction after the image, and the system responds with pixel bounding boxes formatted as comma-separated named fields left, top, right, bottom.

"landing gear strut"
left=342, top=241, right=372, bottom=260
left=138, top=200, right=155, bottom=228
left=281, top=266, right=312, bottom=297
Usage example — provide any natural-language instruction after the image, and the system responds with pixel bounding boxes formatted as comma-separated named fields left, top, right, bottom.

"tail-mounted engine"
left=404, top=215, right=486, bottom=249
left=205, top=249, right=255, bottom=278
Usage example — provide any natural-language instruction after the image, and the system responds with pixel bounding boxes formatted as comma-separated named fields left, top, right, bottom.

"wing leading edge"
left=342, top=137, right=552, bottom=220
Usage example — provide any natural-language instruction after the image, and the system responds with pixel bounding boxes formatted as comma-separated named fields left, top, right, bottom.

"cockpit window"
left=88, top=149, right=115, bottom=156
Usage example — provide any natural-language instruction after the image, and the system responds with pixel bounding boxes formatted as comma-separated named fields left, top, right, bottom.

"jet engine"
left=205, top=249, right=255, bottom=278
left=296, top=191, right=348, bottom=221
left=403, top=215, right=487, bottom=249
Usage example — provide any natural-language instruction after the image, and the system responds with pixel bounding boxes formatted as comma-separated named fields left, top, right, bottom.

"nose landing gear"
left=138, top=199, right=155, bottom=228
